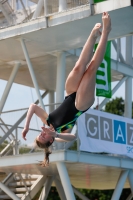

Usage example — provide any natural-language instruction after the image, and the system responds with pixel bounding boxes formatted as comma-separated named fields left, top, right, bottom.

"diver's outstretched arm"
left=41, top=127, right=76, bottom=142
left=22, top=104, right=48, bottom=140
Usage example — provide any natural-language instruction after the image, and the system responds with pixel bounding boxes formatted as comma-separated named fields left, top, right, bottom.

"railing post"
left=44, top=0, right=48, bottom=16
left=90, top=0, right=94, bottom=15
left=59, top=0, right=67, bottom=12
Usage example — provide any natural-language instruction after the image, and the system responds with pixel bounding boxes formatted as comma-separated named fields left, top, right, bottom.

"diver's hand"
left=41, top=126, right=56, bottom=137
left=22, top=127, right=29, bottom=140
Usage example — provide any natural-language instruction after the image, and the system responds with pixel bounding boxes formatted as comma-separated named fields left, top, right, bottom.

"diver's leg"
left=65, top=23, right=102, bottom=95
left=75, top=12, right=111, bottom=110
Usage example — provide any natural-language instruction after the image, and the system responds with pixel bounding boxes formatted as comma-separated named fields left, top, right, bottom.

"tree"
left=104, top=97, right=133, bottom=118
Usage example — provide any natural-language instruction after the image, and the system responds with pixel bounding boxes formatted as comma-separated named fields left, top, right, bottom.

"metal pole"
left=32, top=0, right=44, bottom=19
left=0, top=182, right=20, bottom=200
left=54, top=178, right=67, bottom=200
left=56, top=52, right=66, bottom=149
left=20, top=38, right=45, bottom=110
left=0, top=3, right=12, bottom=25
left=112, top=40, right=125, bottom=63
left=56, top=52, right=66, bottom=107
left=111, top=170, right=129, bottom=200
left=126, top=193, right=133, bottom=200
left=117, top=38, right=120, bottom=62
left=73, top=186, right=90, bottom=200
left=90, top=0, right=94, bottom=15
left=39, top=176, right=53, bottom=200
left=59, top=0, right=67, bottom=12
left=15, top=128, right=19, bottom=155
left=56, top=162, right=76, bottom=200
left=44, top=0, right=48, bottom=16
left=11, top=0, right=16, bottom=11
left=124, top=36, right=132, bottom=118
left=0, top=62, right=20, bottom=114
left=49, top=91, right=55, bottom=113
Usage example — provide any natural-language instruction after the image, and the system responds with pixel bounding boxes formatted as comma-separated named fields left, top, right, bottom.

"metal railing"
left=44, top=0, right=89, bottom=15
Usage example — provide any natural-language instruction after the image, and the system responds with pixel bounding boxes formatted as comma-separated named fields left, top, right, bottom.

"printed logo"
left=127, top=123, right=133, bottom=146
left=100, top=117, right=113, bottom=142
left=114, top=120, right=126, bottom=144
left=85, top=113, right=99, bottom=139
left=127, top=146, right=133, bottom=154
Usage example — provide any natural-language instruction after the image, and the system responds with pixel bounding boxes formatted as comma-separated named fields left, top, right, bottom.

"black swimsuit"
left=47, top=92, right=88, bottom=133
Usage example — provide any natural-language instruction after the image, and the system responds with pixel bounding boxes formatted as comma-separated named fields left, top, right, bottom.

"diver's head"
left=35, top=130, right=54, bottom=148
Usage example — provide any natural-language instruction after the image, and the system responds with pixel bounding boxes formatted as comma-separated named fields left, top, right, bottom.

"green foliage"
left=41, top=187, right=132, bottom=200
left=104, top=97, right=133, bottom=118
left=19, top=147, right=31, bottom=154
left=0, top=144, right=6, bottom=151
left=105, top=97, right=124, bottom=116
left=69, top=141, right=77, bottom=150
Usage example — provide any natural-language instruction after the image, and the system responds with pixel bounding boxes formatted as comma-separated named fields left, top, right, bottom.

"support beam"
left=54, top=178, right=67, bottom=200
left=0, top=3, right=12, bottom=25
left=128, top=170, right=133, bottom=194
left=124, top=77, right=132, bottom=117
left=111, top=170, right=129, bottom=200
left=39, top=176, right=53, bottom=200
left=116, top=38, right=120, bottom=61
left=126, top=193, right=133, bottom=200
left=20, top=0, right=29, bottom=19
left=112, top=40, right=125, bottom=63
left=56, top=52, right=66, bottom=107
left=59, top=0, right=67, bottom=12
left=111, top=59, right=133, bottom=77
left=11, top=0, right=16, bottom=11
left=98, top=76, right=127, bottom=110
left=90, top=0, right=94, bottom=15
left=32, top=0, right=44, bottom=19
left=124, top=36, right=132, bottom=118
left=20, top=38, right=45, bottom=110
left=56, top=162, right=76, bottom=200
left=72, top=186, right=90, bottom=200
left=0, top=62, right=20, bottom=114
left=49, top=91, right=55, bottom=113
left=0, top=182, right=20, bottom=200
left=44, top=0, right=48, bottom=16
left=56, top=52, right=66, bottom=149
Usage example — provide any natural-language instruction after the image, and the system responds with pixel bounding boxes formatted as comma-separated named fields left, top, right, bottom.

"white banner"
left=77, top=109, right=133, bottom=158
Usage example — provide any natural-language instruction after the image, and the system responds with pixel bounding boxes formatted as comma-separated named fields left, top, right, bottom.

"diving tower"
left=0, top=0, right=133, bottom=199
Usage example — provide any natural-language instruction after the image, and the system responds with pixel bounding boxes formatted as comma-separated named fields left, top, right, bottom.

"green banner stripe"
left=99, top=63, right=105, bottom=68
left=94, top=0, right=107, bottom=3
left=97, top=71, right=105, bottom=76
left=96, top=79, right=106, bottom=85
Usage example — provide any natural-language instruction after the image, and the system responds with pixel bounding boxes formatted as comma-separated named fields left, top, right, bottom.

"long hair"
left=35, top=137, right=54, bottom=167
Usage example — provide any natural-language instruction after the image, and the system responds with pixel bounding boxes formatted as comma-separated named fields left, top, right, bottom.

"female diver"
left=22, top=12, right=111, bottom=166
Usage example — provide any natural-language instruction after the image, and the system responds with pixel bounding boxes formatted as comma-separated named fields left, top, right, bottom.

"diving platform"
left=0, top=150, right=133, bottom=190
